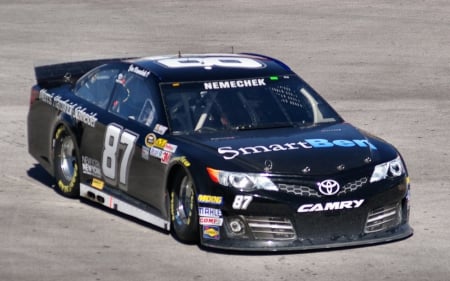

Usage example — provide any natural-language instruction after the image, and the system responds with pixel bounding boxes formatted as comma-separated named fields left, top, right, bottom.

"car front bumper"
left=198, top=175, right=412, bottom=251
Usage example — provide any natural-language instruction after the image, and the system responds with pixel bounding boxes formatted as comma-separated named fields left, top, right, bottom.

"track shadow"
left=26, top=164, right=55, bottom=189
left=26, top=163, right=170, bottom=237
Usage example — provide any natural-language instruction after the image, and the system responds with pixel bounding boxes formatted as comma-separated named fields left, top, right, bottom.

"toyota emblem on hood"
left=317, top=179, right=340, bottom=196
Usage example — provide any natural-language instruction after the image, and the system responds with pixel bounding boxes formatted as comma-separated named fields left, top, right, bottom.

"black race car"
left=27, top=53, right=412, bottom=251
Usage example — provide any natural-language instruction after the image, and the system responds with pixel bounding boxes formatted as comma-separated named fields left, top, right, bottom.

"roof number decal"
left=157, top=57, right=264, bottom=69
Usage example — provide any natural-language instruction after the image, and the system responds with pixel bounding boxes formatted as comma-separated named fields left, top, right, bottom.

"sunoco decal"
left=203, top=226, right=220, bottom=240
left=39, top=89, right=98, bottom=128
left=218, top=139, right=377, bottom=160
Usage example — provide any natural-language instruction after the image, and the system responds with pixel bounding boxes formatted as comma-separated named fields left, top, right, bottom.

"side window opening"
left=138, top=98, right=155, bottom=126
left=75, top=67, right=119, bottom=109
left=109, top=71, right=157, bottom=127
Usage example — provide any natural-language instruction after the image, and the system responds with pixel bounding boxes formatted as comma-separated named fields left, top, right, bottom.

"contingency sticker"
left=198, top=195, right=223, bottom=205
left=198, top=207, right=222, bottom=217
left=153, top=124, right=168, bottom=135
left=82, top=156, right=102, bottom=178
left=199, top=217, right=223, bottom=226
left=203, top=226, right=220, bottom=240
left=145, top=133, right=156, bottom=147
left=91, top=178, right=104, bottom=190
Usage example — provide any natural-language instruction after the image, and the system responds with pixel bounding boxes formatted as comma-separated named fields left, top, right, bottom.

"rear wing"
left=34, top=58, right=134, bottom=88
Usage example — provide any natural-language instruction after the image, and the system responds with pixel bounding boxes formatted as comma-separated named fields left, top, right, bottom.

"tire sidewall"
left=53, top=125, right=80, bottom=198
left=170, top=171, right=199, bottom=243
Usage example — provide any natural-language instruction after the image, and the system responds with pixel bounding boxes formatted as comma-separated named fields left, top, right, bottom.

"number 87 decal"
left=102, top=124, right=138, bottom=190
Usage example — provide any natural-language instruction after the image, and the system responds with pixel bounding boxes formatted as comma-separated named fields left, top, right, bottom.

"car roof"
left=126, top=53, right=294, bottom=82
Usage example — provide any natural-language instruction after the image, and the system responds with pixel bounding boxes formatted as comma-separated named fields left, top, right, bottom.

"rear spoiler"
left=34, top=57, right=135, bottom=88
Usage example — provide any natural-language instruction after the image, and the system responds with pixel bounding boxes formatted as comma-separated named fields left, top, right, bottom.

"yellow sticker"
left=154, top=138, right=168, bottom=149
left=92, top=178, right=104, bottom=190
left=198, top=194, right=223, bottom=205
left=180, top=156, right=191, bottom=167
left=203, top=227, right=219, bottom=238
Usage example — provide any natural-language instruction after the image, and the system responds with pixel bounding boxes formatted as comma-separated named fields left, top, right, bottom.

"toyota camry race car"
left=27, top=53, right=412, bottom=251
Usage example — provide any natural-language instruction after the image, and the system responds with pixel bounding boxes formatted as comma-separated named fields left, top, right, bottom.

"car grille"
left=246, top=216, right=296, bottom=240
left=278, top=183, right=321, bottom=197
left=364, top=203, right=401, bottom=233
left=277, top=177, right=368, bottom=197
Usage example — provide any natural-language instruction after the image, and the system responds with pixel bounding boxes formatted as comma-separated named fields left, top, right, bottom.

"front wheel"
left=170, top=171, right=199, bottom=243
left=53, top=126, right=80, bottom=198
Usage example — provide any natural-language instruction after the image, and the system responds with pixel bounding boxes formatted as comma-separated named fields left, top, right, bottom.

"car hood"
left=178, top=123, right=398, bottom=175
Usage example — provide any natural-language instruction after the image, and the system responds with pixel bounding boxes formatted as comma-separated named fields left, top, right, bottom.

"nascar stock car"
left=27, top=53, right=412, bottom=251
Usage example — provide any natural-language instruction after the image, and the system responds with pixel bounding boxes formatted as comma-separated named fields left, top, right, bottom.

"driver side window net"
left=109, top=71, right=156, bottom=126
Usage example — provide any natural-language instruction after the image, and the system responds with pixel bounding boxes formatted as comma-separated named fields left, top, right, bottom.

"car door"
left=75, top=64, right=168, bottom=214
left=100, top=68, right=168, bottom=213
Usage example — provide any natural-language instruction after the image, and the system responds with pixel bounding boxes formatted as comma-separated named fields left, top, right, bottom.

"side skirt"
left=80, top=183, right=170, bottom=231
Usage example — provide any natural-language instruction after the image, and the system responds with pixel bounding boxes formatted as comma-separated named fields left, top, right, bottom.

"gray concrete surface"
left=1, top=1, right=449, bottom=280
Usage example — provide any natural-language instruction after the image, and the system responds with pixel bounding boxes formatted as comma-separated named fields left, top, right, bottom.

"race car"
left=27, top=53, right=412, bottom=251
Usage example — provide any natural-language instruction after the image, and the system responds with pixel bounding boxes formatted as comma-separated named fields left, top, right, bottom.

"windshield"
left=160, top=75, right=342, bottom=134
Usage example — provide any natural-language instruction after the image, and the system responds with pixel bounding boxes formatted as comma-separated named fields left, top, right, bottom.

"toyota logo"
left=317, top=179, right=340, bottom=196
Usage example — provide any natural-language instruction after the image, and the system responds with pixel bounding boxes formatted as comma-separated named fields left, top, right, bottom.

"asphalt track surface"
left=1, top=1, right=449, bottom=281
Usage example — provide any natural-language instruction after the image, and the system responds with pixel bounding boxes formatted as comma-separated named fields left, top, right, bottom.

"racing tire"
left=170, top=171, right=199, bottom=244
left=53, top=126, right=80, bottom=198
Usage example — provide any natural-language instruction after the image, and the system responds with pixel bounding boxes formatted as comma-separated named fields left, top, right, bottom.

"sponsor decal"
left=153, top=124, right=168, bottom=135
left=164, top=143, right=178, bottom=153
left=145, top=133, right=156, bottom=147
left=297, top=199, right=365, bottom=213
left=39, top=88, right=54, bottom=104
left=173, top=156, right=191, bottom=167
left=141, top=146, right=150, bottom=160
left=218, top=139, right=377, bottom=160
left=161, top=151, right=171, bottom=164
left=204, top=78, right=266, bottom=90
left=198, top=207, right=222, bottom=217
left=203, top=226, right=220, bottom=240
left=180, top=156, right=190, bottom=167
left=150, top=147, right=163, bottom=158
left=82, top=156, right=102, bottom=178
left=199, top=217, right=223, bottom=226
left=39, top=89, right=98, bottom=128
left=198, top=195, right=223, bottom=205
left=91, top=178, right=104, bottom=190
left=317, top=179, right=340, bottom=196
left=154, top=138, right=168, bottom=149
left=128, top=65, right=150, bottom=77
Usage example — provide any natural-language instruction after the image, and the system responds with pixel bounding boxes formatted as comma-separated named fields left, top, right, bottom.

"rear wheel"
left=170, top=171, right=199, bottom=243
left=53, top=126, right=80, bottom=198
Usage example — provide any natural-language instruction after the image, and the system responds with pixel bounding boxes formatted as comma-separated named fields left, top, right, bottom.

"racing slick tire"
left=53, top=126, right=80, bottom=198
left=170, top=171, right=199, bottom=244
